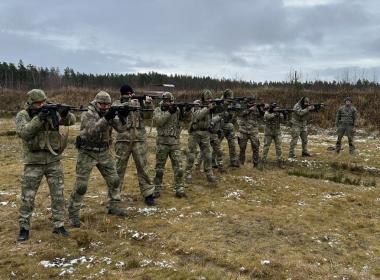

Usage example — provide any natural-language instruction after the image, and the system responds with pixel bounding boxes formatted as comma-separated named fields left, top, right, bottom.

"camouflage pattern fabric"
left=262, top=111, right=283, bottom=161
left=335, top=105, right=358, bottom=153
left=185, top=107, right=214, bottom=178
left=15, top=106, right=75, bottom=230
left=289, top=99, right=311, bottom=157
left=68, top=101, right=124, bottom=220
left=237, top=107, right=261, bottom=165
left=114, top=99, right=154, bottom=197
left=152, top=105, right=185, bottom=194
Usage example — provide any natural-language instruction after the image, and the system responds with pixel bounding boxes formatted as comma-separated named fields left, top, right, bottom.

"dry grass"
left=0, top=118, right=380, bottom=279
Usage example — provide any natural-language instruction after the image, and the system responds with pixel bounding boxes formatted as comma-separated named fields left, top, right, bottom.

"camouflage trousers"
left=115, top=141, right=154, bottom=198
left=336, top=125, right=355, bottom=153
left=19, top=161, right=65, bottom=230
left=262, top=132, right=282, bottom=161
left=194, top=133, right=224, bottom=170
left=153, top=144, right=184, bottom=194
left=186, top=131, right=214, bottom=177
left=221, top=124, right=238, bottom=166
left=289, top=125, right=308, bottom=157
left=238, top=131, right=260, bottom=165
left=68, top=149, right=121, bottom=220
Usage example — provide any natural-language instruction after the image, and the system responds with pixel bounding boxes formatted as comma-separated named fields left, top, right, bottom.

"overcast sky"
left=0, top=0, right=379, bottom=82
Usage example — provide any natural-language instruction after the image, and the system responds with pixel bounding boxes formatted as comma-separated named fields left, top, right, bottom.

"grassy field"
left=0, top=117, right=379, bottom=279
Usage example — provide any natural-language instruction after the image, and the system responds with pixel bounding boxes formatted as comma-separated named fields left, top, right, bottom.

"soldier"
left=288, top=97, right=314, bottom=159
left=220, top=89, right=239, bottom=167
left=114, top=85, right=155, bottom=206
left=335, top=97, right=358, bottom=154
left=152, top=92, right=186, bottom=198
left=262, top=102, right=284, bottom=168
left=185, top=90, right=216, bottom=183
left=68, top=91, right=128, bottom=228
left=15, top=89, right=76, bottom=241
left=237, top=97, right=263, bottom=168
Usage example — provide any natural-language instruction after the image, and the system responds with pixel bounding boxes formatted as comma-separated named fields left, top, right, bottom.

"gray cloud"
left=0, top=0, right=379, bottom=81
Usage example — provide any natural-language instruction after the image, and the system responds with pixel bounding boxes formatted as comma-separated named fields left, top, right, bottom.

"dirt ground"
left=0, top=117, right=379, bottom=280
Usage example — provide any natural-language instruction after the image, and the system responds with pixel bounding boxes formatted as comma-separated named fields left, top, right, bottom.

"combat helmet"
left=27, top=89, right=47, bottom=105
left=222, top=89, right=234, bottom=99
left=95, top=91, right=112, bottom=104
left=162, top=92, right=174, bottom=101
left=200, top=89, right=213, bottom=102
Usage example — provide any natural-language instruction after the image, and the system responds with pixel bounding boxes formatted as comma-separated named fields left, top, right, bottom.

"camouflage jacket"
left=264, top=111, right=283, bottom=134
left=291, top=100, right=310, bottom=127
left=153, top=105, right=182, bottom=145
left=78, top=101, right=124, bottom=151
left=16, top=108, right=76, bottom=164
left=238, top=107, right=261, bottom=134
left=209, top=114, right=224, bottom=135
left=336, top=105, right=357, bottom=127
left=189, top=107, right=212, bottom=132
left=114, top=99, right=153, bottom=142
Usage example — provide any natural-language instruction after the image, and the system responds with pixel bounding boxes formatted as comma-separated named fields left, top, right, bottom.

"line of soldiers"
left=15, top=87, right=357, bottom=241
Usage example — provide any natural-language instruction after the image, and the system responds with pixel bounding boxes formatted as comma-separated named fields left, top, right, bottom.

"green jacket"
left=238, top=107, right=261, bottom=134
left=78, top=101, right=124, bottom=151
left=264, top=111, right=283, bottom=135
left=189, top=107, right=212, bottom=132
left=336, top=105, right=357, bottom=127
left=15, top=108, right=76, bottom=164
left=114, top=99, right=153, bottom=142
left=291, top=99, right=311, bottom=127
left=153, top=105, right=182, bottom=145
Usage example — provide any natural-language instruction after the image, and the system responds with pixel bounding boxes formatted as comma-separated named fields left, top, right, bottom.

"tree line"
left=0, top=60, right=379, bottom=92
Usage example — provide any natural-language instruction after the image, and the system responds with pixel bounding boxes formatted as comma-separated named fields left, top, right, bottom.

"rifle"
left=310, top=103, right=327, bottom=112
left=35, top=103, right=87, bottom=130
left=121, top=93, right=164, bottom=105
left=110, top=104, right=153, bottom=125
left=273, top=108, right=294, bottom=120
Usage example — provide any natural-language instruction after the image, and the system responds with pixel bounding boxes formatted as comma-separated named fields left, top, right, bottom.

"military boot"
left=206, top=173, right=217, bottom=183
left=144, top=194, right=156, bottom=206
left=53, top=226, right=69, bottom=237
left=218, top=165, right=226, bottom=173
left=17, top=228, right=29, bottom=242
left=108, top=207, right=128, bottom=217
left=277, top=159, right=285, bottom=169
left=302, top=152, right=311, bottom=157
left=175, top=190, right=187, bottom=198
left=69, top=217, right=81, bottom=228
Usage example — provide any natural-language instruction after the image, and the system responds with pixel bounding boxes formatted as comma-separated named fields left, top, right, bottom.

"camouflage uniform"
left=194, top=113, right=224, bottom=171
left=220, top=89, right=239, bottom=167
left=68, top=91, right=126, bottom=223
left=15, top=89, right=76, bottom=231
left=185, top=92, right=216, bottom=182
left=114, top=98, right=154, bottom=198
left=262, top=109, right=283, bottom=164
left=237, top=105, right=261, bottom=166
left=153, top=93, right=185, bottom=196
left=289, top=97, right=312, bottom=158
left=335, top=98, right=357, bottom=154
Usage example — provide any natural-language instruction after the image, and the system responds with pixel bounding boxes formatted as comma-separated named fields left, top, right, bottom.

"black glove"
left=38, top=108, right=50, bottom=121
left=59, top=107, right=70, bottom=118
left=169, top=106, right=177, bottom=114
left=104, top=107, right=117, bottom=121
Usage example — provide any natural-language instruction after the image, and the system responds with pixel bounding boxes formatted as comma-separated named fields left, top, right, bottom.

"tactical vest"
left=22, top=110, right=67, bottom=154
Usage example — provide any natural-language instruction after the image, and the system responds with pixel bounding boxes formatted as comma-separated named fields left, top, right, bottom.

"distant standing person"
left=335, top=97, right=358, bottom=154
left=288, top=97, right=314, bottom=159
left=15, top=89, right=76, bottom=241
left=220, top=89, right=239, bottom=167
left=262, top=102, right=285, bottom=168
